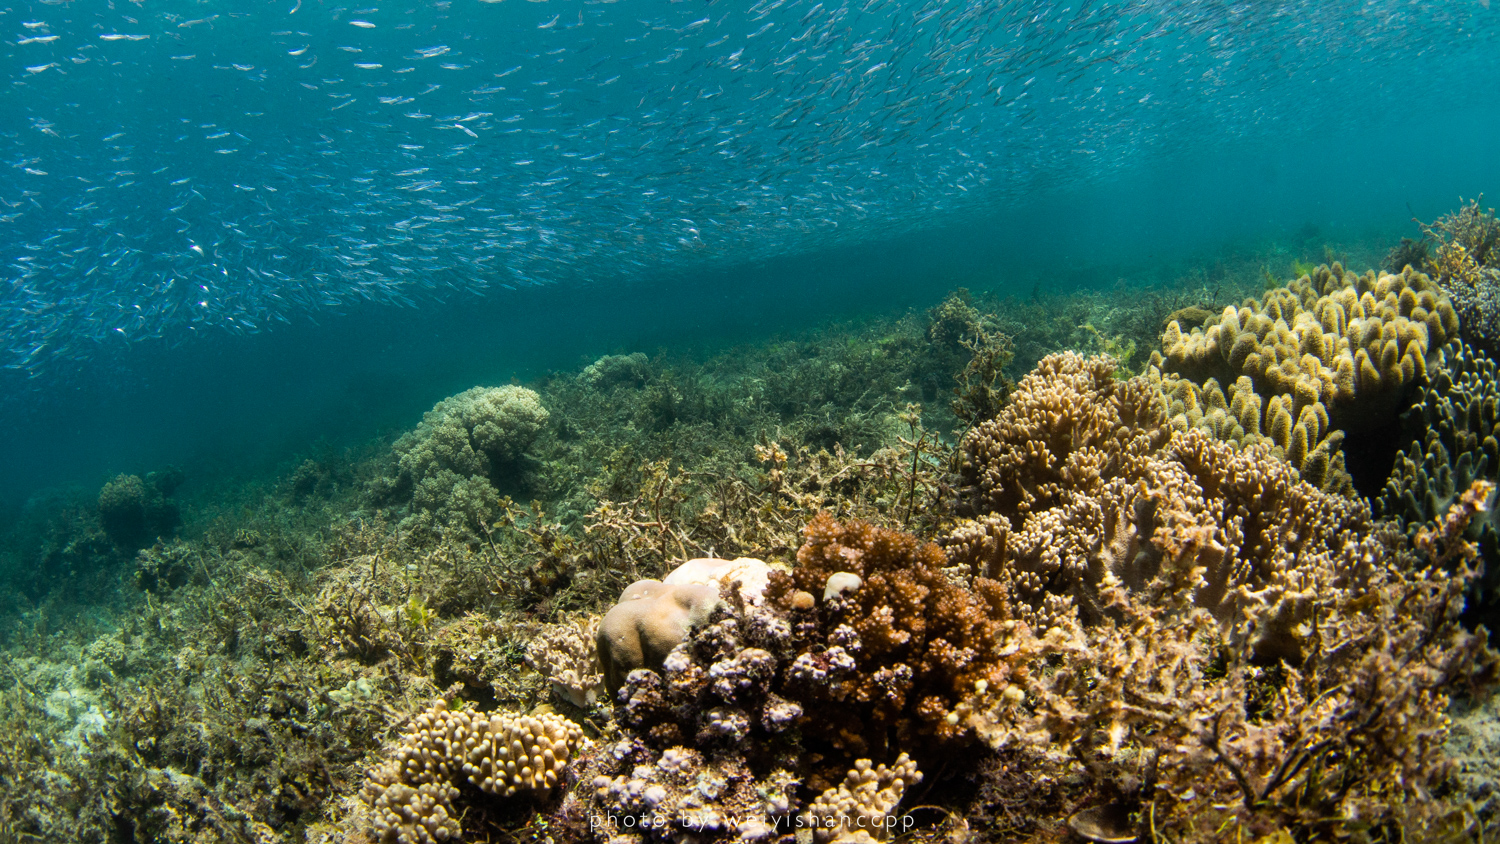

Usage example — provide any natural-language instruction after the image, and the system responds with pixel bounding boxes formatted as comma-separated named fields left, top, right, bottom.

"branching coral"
left=1381, top=339, right=1500, bottom=636
left=803, top=753, right=921, bottom=843
left=1423, top=198, right=1500, bottom=365
left=390, top=385, right=550, bottom=530
left=958, top=351, right=1170, bottom=520
left=943, top=350, right=1500, bottom=838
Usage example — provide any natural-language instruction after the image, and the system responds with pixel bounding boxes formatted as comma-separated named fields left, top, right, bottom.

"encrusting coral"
left=1152, top=262, right=1457, bottom=493
left=362, top=697, right=587, bottom=843
left=387, top=385, right=550, bottom=530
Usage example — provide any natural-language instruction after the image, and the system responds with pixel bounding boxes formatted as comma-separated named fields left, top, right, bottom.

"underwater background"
left=2, top=0, right=1499, bottom=504
left=6, top=1, right=1500, bottom=843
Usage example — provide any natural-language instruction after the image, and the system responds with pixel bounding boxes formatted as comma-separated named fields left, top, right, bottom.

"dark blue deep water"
left=3, top=0, right=1499, bottom=505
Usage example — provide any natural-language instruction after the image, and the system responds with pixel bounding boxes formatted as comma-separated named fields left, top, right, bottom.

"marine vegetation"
left=1, top=242, right=1499, bottom=844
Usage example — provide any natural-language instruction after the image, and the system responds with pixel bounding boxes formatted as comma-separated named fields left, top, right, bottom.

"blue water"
left=3, top=0, right=1499, bottom=505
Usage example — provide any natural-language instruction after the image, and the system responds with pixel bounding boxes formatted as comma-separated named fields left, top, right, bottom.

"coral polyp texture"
left=1152, top=263, right=1456, bottom=493
left=1381, top=339, right=1500, bottom=634
left=1424, top=198, right=1500, bottom=359
left=943, top=350, right=1499, bottom=835
left=804, top=753, right=922, bottom=843
left=363, top=698, right=587, bottom=843
left=526, top=614, right=607, bottom=709
left=388, top=385, right=550, bottom=529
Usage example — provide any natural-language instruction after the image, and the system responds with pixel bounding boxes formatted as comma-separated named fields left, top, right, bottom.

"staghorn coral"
left=1381, top=339, right=1500, bottom=636
left=1153, top=263, right=1456, bottom=493
left=390, top=385, right=550, bottom=530
left=363, top=697, right=587, bottom=844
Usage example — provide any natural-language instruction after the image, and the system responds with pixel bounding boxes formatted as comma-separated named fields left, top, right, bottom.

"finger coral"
left=803, top=753, right=921, bottom=843
left=1153, top=263, right=1456, bottom=493
left=363, top=698, right=586, bottom=843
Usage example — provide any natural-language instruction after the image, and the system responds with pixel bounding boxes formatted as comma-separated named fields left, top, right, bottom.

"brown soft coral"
left=771, top=514, right=1023, bottom=751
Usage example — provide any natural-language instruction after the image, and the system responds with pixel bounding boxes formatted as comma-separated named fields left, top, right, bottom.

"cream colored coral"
left=525, top=615, right=605, bottom=708
left=804, top=753, right=922, bottom=843
left=362, top=699, right=587, bottom=843
left=464, top=711, right=588, bottom=797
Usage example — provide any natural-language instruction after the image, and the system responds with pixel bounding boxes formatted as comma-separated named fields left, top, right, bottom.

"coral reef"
left=386, top=385, right=550, bottom=531
left=1153, top=262, right=1456, bottom=493
left=1423, top=198, right=1500, bottom=361
left=362, top=698, right=587, bottom=843
left=803, top=753, right=921, bottom=843
left=526, top=615, right=606, bottom=709
left=1381, top=339, right=1500, bottom=636
left=4, top=272, right=1500, bottom=844
left=955, top=352, right=1371, bottom=658
left=597, top=557, right=771, bottom=695
left=945, top=349, right=1500, bottom=837
left=98, top=468, right=184, bottom=551
left=580, top=352, right=651, bottom=390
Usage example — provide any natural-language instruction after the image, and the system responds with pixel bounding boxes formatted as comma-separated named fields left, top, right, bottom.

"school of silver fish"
left=2, top=0, right=1497, bottom=384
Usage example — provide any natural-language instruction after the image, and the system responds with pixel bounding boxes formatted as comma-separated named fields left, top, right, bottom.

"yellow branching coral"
left=945, top=352, right=1500, bottom=838
left=803, top=753, right=922, bottom=843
